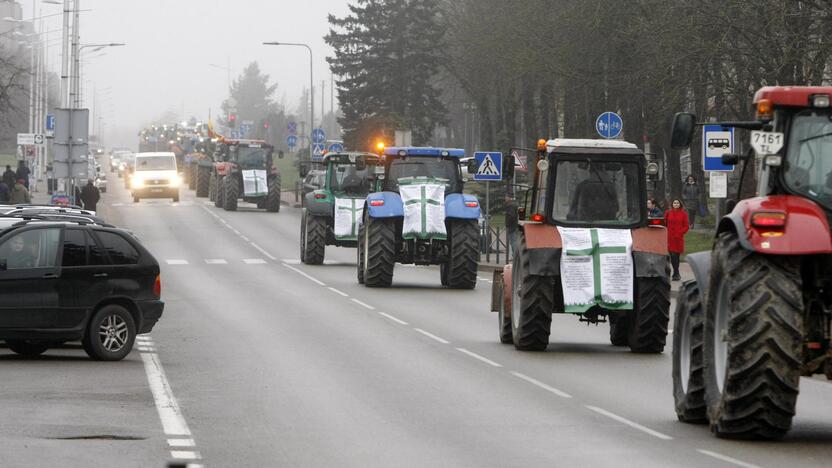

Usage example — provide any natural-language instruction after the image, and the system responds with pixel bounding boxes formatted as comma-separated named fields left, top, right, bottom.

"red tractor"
left=671, top=86, right=832, bottom=439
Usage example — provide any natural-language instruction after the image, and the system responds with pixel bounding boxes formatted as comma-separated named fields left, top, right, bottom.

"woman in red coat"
left=665, top=198, right=689, bottom=281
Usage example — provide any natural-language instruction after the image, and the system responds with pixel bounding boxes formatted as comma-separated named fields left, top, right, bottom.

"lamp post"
left=73, top=43, right=124, bottom=107
left=263, top=41, right=314, bottom=160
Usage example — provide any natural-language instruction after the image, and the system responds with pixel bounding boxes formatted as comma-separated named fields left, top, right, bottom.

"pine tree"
left=221, top=62, right=280, bottom=133
left=326, top=0, right=447, bottom=148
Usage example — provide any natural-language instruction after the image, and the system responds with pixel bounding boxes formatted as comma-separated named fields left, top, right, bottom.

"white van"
left=130, top=152, right=180, bottom=203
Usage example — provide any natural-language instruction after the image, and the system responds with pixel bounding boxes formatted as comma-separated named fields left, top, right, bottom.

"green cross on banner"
left=564, top=229, right=629, bottom=311
left=404, top=185, right=442, bottom=238
left=337, top=198, right=362, bottom=237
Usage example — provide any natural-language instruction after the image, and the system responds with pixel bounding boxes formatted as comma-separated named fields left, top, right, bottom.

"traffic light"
left=228, top=114, right=237, bottom=128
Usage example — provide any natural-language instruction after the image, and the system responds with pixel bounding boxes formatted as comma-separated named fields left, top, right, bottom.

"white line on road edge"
left=696, top=450, right=762, bottom=468
left=414, top=328, right=450, bottom=344
left=282, top=263, right=326, bottom=286
left=510, top=371, right=572, bottom=398
left=351, top=298, right=376, bottom=310
left=240, top=235, right=250, bottom=242
left=378, top=312, right=408, bottom=325
left=167, top=438, right=195, bottom=447
left=328, top=287, right=349, bottom=297
left=141, top=352, right=192, bottom=437
left=166, top=260, right=189, bottom=265
left=584, top=405, right=673, bottom=440
left=250, top=242, right=277, bottom=261
left=456, top=348, right=503, bottom=367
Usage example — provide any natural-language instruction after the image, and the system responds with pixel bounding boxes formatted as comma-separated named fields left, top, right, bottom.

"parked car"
left=301, top=169, right=326, bottom=206
left=0, top=217, right=164, bottom=360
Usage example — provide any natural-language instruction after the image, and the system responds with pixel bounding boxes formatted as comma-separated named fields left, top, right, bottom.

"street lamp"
left=263, top=41, right=314, bottom=160
left=208, top=63, right=231, bottom=91
left=73, top=42, right=124, bottom=107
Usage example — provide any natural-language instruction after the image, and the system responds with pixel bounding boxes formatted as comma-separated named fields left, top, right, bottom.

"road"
left=2, top=173, right=832, bottom=468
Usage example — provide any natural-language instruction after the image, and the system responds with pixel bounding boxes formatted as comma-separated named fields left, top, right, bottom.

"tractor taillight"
left=751, top=211, right=786, bottom=228
left=153, top=274, right=161, bottom=297
left=648, top=217, right=664, bottom=226
left=314, top=193, right=327, bottom=199
left=370, top=200, right=384, bottom=207
left=465, top=201, right=479, bottom=208
left=530, top=213, right=545, bottom=222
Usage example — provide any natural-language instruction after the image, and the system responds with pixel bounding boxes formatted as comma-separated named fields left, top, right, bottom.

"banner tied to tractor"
left=399, top=177, right=447, bottom=240
left=557, top=227, right=634, bottom=313
left=334, top=198, right=364, bottom=241
left=242, top=170, right=268, bottom=197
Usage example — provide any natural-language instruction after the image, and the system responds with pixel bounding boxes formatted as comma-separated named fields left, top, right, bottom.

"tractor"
left=300, top=152, right=380, bottom=265
left=357, top=147, right=481, bottom=288
left=671, top=86, right=832, bottom=439
left=490, top=139, right=671, bottom=353
left=208, top=139, right=283, bottom=212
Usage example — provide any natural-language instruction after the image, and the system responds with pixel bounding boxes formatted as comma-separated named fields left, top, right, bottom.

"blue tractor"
left=357, top=147, right=481, bottom=288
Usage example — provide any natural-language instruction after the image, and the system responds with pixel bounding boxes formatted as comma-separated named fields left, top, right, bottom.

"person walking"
left=2, top=165, right=16, bottom=188
left=17, top=161, right=30, bottom=190
left=80, top=179, right=101, bottom=211
left=665, top=198, right=689, bottom=281
left=0, top=180, right=10, bottom=203
left=682, top=175, right=700, bottom=228
left=10, top=179, right=31, bottom=204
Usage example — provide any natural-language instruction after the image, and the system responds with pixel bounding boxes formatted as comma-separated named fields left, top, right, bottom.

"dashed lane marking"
left=585, top=405, right=673, bottom=440
left=250, top=242, right=278, bottom=261
left=456, top=348, right=502, bottom=368
left=378, top=312, right=408, bottom=325
left=696, top=450, right=763, bottom=468
left=243, top=258, right=267, bottom=264
left=510, top=371, right=572, bottom=398
left=166, top=260, right=189, bottom=265
left=168, top=438, right=195, bottom=448
left=282, top=263, right=326, bottom=286
left=350, top=298, right=375, bottom=310
left=414, top=328, right=450, bottom=344
left=328, top=287, right=349, bottom=297
left=170, top=450, right=201, bottom=461
left=204, top=259, right=228, bottom=265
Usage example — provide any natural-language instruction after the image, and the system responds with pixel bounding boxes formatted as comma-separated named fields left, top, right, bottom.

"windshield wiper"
left=799, top=131, right=832, bottom=144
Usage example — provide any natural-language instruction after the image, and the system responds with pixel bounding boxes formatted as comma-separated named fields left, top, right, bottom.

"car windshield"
left=552, top=159, right=643, bottom=225
left=136, top=156, right=174, bottom=171
left=783, top=111, right=832, bottom=210
left=330, top=163, right=370, bottom=196
left=237, top=147, right=269, bottom=169
left=386, top=156, right=460, bottom=193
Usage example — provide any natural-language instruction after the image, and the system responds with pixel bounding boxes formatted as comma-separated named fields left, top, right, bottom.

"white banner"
left=242, top=170, right=268, bottom=197
left=334, top=198, right=363, bottom=240
left=400, top=182, right=446, bottom=240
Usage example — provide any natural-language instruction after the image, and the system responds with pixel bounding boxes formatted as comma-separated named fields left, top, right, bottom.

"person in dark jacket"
left=17, top=161, right=30, bottom=189
left=2, top=165, right=16, bottom=188
left=647, top=198, right=663, bottom=218
left=665, top=198, right=689, bottom=281
left=80, top=179, right=101, bottom=211
left=0, top=181, right=9, bottom=203
left=682, top=175, right=700, bottom=228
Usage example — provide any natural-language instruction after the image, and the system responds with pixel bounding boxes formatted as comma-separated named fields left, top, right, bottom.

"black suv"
left=0, top=218, right=164, bottom=360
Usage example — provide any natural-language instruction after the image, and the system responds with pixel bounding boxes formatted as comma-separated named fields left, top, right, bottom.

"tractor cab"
left=381, top=147, right=466, bottom=194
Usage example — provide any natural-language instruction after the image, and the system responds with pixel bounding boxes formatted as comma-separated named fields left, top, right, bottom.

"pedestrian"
left=10, top=179, right=31, bottom=204
left=665, top=198, right=689, bottom=281
left=2, top=165, right=16, bottom=188
left=505, top=195, right=519, bottom=253
left=17, top=161, right=30, bottom=190
left=0, top=180, right=9, bottom=203
left=74, top=185, right=83, bottom=208
left=80, top=179, right=101, bottom=211
left=647, top=198, right=663, bottom=218
left=682, top=175, right=700, bottom=228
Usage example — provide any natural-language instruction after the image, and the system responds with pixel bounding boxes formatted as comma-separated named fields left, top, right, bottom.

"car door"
left=0, top=227, right=62, bottom=329
left=56, top=228, right=98, bottom=329
left=92, top=229, right=145, bottom=299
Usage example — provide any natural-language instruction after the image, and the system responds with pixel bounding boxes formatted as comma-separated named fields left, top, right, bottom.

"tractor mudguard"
left=682, top=251, right=711, bottom=302
left=718, top=195, right=832, bottom=255
left=490, top=265, right=513, bottom=316
left=445, top=193, right=481, bottom=220
left=305, top=191, right=333, bottom=217
left=365, top=191, right=404, bottom=218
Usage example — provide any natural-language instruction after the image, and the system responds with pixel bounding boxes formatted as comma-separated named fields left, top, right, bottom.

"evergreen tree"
left=326, top=0, right=447, bottom=148
left=221, top=62, right=280, bottom=133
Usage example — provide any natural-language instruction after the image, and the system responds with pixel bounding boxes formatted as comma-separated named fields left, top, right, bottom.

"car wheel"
left=82, top=305, right=136, bottom=361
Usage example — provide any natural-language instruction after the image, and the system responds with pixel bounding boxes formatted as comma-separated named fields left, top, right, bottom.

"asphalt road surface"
left=2, top=172, right=832, bottom=468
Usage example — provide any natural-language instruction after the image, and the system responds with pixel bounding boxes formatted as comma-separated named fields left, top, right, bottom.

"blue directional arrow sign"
left=312, top=143, right=326, bottom=160
left=286, top=135, right=298, bottom=148
left=473, top=152, right=503, bottom=181
left=328, top=142, right=344, bottom=153
left=595, top=111, right=623, bottom=139
left=312, top=128, right=326, bottom=144
left=702, top=125, right=735, bottom=172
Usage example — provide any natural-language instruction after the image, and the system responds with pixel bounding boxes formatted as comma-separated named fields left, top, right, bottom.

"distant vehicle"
left=301, top=169, right=326, bottom=204
left=111, top=150, right=133, bottom=174
left=130, top=152, right=181, bottom=203
left=208, top=139, right=282, bottom=212
left=0, top=218, right=163, bottom=360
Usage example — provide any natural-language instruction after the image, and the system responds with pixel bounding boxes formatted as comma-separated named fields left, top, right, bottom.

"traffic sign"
left=750, top=131, right=784, bottom=155
left=287, top=122, right=297, bottom=135
left=230, top=131, right=239, bottom=139
left=312, top=143, right=325, bottom=160
left=312, top=128, right=326, bottom=144
left=709, top=171, right=728, bottom=198
left=511, top=149, right=527, bottom=172
left=595, top=112, right=623, bottom=139
left=239, top=123, right=251, bottom=136
left=473, top=152, right=503, bottom=181
left=17, top=133, right=45, bottom=146
left=702, top=125, right=735, bottom=171
left=328, top=142, right=344, bottom=153
left=46, top=114, right=55, bottom=136
left=286, top=135, right=298, bottom=148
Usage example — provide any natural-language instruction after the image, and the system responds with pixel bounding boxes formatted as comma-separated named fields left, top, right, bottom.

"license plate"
left=151, top=188, right=164, bottom=193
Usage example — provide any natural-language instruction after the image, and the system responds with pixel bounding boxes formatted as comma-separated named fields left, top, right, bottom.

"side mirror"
left=299, top=164, right=309, bottom=177
left=278, top=150, right=284, bottom=159
left=466, top=159, right=478, bottom=175
left=670, top=112, right=696, bottom=149
left=0, top=258, right=6, bottom=271
left=720, top=153, right=748, bottom=165
left=355, top=156, right=367, bottom=171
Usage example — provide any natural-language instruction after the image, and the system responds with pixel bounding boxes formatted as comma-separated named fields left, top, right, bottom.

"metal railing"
left=480, top=221, right=513, bottom=265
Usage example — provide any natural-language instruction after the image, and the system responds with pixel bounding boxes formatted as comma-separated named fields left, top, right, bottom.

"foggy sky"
left=36, top=0, right=352, bottom=147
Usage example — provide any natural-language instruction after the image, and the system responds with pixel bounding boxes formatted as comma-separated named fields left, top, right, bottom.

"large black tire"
left=609, top=314, right=630, bottom=346
left=361, top=216, right=396, bottom=288
left=197, top=166, right=210, bottom=198
left=223, top=175, right=239, bottom=211
left=497, top=281, right=513, bottom=344
left=445, top=219, right=479, bottom=289
left=6, top=340, right=49, bottom=357
left=510, top=238, right=554, bottom=351
left=214, top=175, right=224, bottom=208
left=356, top=221, right=366, bottom=284
left=82, top=305, right=136, bottom=361
left=703, top=232, right=803, bottom=439
left=628, top=271, right=671, bottom=353
left=209, top=172, right=218, bottom=204
left=267, top=174, right=281, bottom=212
left=672, top=280, right=707, bottom=423
left=188, top=163, right=197, bottom=190
left=302, top=213, right=326, bottom=265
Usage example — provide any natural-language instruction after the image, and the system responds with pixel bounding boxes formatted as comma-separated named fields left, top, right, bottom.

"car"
left=301, top=169, right=326, bottom=206
left=0, top=205, right=98, bottom=218
left=130, top=152, right=181, bottom=203
left=0, top=218, right=164, bottom=360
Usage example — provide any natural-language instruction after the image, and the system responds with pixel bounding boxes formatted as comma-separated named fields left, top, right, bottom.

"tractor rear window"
left=331, top=164, right=370, bottom=195
left=386, top=156, right=461, bottom=193
left=784, top=111, right=832, bottom=210
left=551, top=159, right=642, bottom=226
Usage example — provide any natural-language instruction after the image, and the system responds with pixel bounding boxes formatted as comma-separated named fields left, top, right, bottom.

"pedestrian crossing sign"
left=473, top=152, right=503, bottom=181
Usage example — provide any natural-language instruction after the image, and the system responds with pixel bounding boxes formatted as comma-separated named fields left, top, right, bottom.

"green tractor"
left=300, top=152, right=380, bottom=264
left=208, top=139, right=283, bottom=212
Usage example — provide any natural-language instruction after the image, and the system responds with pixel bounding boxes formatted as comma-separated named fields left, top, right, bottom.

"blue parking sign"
left=473, top=152, right=502, bottom=181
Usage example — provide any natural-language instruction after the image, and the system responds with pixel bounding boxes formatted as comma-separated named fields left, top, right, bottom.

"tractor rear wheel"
left=188, top=163, right=196, bottom=190
left=497, top=281, right=513, bottom=344
left=628, top=271, right=671, bottom=353
left=266, top=175, right=281, bottom=212
left=510, top=238, right=553, bottom=351
left=196, top=166, right=210, bottom=197
left=445, top=219, right=479, bottom=289
left=356, top=221, right=366, bottom=284
left=672, top=280, right=707, bottom=423
left=703, top=233, right=803, bottom=439
left=210, top=173, right=219, bottom=205
left=223, top=176, right=238, bottom=211
left=302, top=213, right=326, bottom=265
left=362, top=216, right=395, bottom=288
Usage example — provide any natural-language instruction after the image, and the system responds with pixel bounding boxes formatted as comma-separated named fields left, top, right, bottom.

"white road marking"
left=585, top=405, right=673, bottom=440
left=414, top=328, right=449, bottom=344
left=328, top=287, right=349, bottom=297
left=456, top=348, right=502, bottom=367
left=378, top=312, right=408, bottom=325
left=137, top=347, right=156, bottom=352
left=696, top=450, right=762, bottom=468
left=243, top=258, right=267, bottom=264
left=141, top=352, right=192, bottom=437
left=510, top=371, right=572, bottom=398
left=170, top=450, right=201, bottom=460
left=282, top=259, right=302, bottom=265
left=231, top=229, right=241, bottom=235
left=166, top=259, right=189, bottom=265
left=167, top=438, right=195, bottom=447
left=111, top=203, right=124, bottom=207
left=282, top=263, right=326, bottom=286
left=250, top=242, right=277, bottom=261
left=240, top=235, right=250, bottom=242
left=350, top=298, right=375, bottom=310
left=204, top=259, right=228, bottom=265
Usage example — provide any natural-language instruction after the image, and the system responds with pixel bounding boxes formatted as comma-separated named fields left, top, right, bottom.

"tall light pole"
left=263, top=41, right=314, bottom=160
left=208, top=62, right=231, bottom=91
left=73, top=43, right=124, bottom=108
